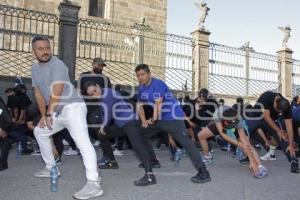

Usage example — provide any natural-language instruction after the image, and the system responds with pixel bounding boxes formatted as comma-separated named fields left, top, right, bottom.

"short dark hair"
left=236, top=97, right=244, bottom=104
left=31, top=36, right=50, bottom=48
left=135, top=64, right=150, bottom=73
left=198, top=88, right=209, bottom=99
left=82, top=81, right=99, bottom=95
left=275, top=98, right=290, bottom=113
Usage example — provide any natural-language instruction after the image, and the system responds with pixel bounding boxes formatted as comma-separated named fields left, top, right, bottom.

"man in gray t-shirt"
left=31, top=36, right=103, bottom=200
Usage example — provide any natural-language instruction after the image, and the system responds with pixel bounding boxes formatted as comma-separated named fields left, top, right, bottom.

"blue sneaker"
left=97, top=156, right=110, bottom=166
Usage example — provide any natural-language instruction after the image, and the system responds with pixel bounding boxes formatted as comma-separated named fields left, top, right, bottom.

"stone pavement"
left=0, top=145, right=299, bottom=200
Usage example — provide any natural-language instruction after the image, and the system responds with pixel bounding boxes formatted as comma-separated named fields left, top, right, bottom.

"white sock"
left=269, top=146, right=276, bottom=156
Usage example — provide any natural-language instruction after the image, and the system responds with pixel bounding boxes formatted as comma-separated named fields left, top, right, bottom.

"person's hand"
left=277, top=129, right=288, bottom=141
left=98, top=126, right=106, bottom=135
left=0, top=128, right=7, bottom=138
left=142, top=119, right=152, bottom=128
left=286, top=144, right=296, bottom=158
left=249, top=162, right=259, bottom=176
left=169, top=136, right=177, bottom=148
left=45, top=115, right=53, bottom=130
left=38, top=116, right=47, bottom=128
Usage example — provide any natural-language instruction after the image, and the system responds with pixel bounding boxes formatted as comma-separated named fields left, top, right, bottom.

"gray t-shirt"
left=31, top=56, right=83, bottom=112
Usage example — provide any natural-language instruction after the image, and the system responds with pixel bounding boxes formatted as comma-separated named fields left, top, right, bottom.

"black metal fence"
left=0, top=4, right=298, bottom=98
left=0, top=4, right=59, bottom=77
left=292, top=59, right=300, bottom=96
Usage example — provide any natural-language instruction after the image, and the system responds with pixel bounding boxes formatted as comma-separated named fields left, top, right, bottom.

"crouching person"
left=198, top=106, right=267, bottom=178
left=83, top=81, right=155, bottom=186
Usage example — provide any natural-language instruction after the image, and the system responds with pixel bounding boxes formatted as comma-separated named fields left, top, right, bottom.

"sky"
left=167, top=0, right=300, bottom=59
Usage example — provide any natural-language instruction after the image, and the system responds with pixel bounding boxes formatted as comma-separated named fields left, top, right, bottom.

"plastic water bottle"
left=16, top=142, right=22, bottom=159
left=175, top=149, right=182, bottom=167
left=50, top=165, right=58, bottom=192
left=236, top=147, right=244, bottom=161
left=227, top=143, right=231, bottom=159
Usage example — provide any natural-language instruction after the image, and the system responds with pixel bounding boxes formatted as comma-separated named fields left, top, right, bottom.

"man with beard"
left=78, top=58, right=113, bottom=162
left=30, top=36, right=103, bottom=199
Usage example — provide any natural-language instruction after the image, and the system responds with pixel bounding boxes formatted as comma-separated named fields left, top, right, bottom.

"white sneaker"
left=93, top=140, right=100, bottom=147
left=63, top=147, right=79, bottom=156
left=62, top=139, right=69, bottom=146
left=260, top=152, right=276, bottom=161
left=34, top=167, right=61, bottom=178
left=73, top=179, right=103, bottom=200
left=113, top=149, right=124, bottom=156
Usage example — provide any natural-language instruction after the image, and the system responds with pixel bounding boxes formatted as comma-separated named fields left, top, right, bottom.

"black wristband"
left=45, top=113, right=52, bottom=117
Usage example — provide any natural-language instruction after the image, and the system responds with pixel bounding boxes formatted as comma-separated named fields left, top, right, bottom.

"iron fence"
left=292, top=59, right=300, bottom=97
left=76, top=17, right=194, bottom=90
left=209, top=43, right=279, bottom=97
left=0, top=4, right=59, bottom=77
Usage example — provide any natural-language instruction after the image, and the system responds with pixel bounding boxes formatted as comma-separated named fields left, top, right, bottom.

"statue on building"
left=195, top=1, right=210, bottom=29
left=278, top=25, right=291, bottom=48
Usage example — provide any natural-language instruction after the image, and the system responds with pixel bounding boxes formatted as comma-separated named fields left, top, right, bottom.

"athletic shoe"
left=113, top=149, right=124, bottom=156
left=97, top=156, right=110, bottom=166
left=260, top=152, right=276, bottom=161
left=191, top=168, right=211, bottom=183
left=22, top=148, right=33, bottom=155
left=239, top=157, right=250, bottom=164
left=73, top=179, right=103, bottom=200
left=203, top=153, right=213, bottom=165
left=31, top=150, right=41, bottom=156
left=92, top=140, right=100, bottom=147
left=98, top=160, right=119, bottom=169
left=134, top=173, right=156, bottom=186
left=291, top=160, right=299, bottom=173
left=63, top=147, right=79, bottom=156
left=34, top=167, right=61, bottom=178
left=55, top=156, right=62, bottom=166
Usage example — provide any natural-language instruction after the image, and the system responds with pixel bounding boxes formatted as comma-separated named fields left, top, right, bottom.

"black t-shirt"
left=16, top=94, right=32, bottom=110
left=0, top=97, right=13, bottom=131
left=256, top=91, right=292, bottom=119
left=25, top=104, right=40, bottom=126
left=192, top=98, right=218, bottom=127
left=78, top=72, right=112, bottom=95
left=6, top=95, right=18, bottom=110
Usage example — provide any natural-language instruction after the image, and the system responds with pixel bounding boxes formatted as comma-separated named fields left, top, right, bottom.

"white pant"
left=34, top=102, right=99, bottom=181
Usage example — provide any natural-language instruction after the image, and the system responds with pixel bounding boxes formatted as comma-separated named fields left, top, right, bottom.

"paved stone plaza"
left=0, top=146, right=299, bottom=200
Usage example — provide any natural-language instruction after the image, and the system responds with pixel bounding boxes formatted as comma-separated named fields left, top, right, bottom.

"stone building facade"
left=0, top=0, right=167, bottom=32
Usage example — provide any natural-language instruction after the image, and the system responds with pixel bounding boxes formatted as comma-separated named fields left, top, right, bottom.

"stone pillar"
left=58, top=1, right=81, bottom=82
left=277, top=48, right=293, bottom=98
left=191, top=28, right=210, bottom=93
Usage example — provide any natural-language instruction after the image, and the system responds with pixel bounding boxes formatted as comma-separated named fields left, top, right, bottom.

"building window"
left=89, top=0, right=106, bottom=17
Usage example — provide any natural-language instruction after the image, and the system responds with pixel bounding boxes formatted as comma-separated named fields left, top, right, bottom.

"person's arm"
left=215, top=122, right=239, bottom=146
left=152, top=97, right=163, bottom=122
left=137, top=102, right=150, bottom=128
left=34, top=87, right=47, bottom=128
left=284, top=118, right=296, bottom=157
left=263, top=110, right=287, bottom=140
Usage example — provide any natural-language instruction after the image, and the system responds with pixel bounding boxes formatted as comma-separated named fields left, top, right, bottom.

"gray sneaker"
left=34, top=167, right=61, bottom=178
left=73, top=179, right=103, bottom=200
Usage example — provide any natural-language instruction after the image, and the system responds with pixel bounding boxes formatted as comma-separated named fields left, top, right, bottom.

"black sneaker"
left=291, top=160, right=299, bottom=173
left=98, top=160, right=119, bottom=169
left=139, top=160, right=161, bottom=169
left=134, top=173, right=157, bottom=186
left=191, top=168, right=211, bottom=183
left=239, top=157, right=250, bottom=164
left=22, top=148, right=33, bottom=155
left=0, top=163, right=8, bottom=171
